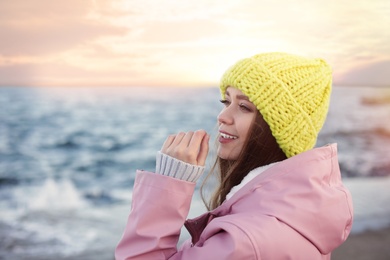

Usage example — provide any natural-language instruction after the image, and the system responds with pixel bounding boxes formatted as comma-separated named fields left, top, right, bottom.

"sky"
left=0, top=0, right=389, bottom=87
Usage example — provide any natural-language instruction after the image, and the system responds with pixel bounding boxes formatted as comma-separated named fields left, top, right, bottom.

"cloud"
left=0, top=0, right=389, bottom=87
left=0, top=0, right=128, bottom=56
left=0, top=61, right=147, bottom=87
left=136, top=19, right=226, bottom=44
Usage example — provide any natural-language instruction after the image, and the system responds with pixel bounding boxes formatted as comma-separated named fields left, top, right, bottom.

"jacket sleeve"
left=115, top=170, right=196, bottom=260
left=115, top=171, right=258, bottom=260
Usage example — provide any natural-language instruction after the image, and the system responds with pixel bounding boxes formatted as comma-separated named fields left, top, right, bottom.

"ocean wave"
left=0, top=177, right=19, bottom=186
left=84, top=189, right=122, bottom=206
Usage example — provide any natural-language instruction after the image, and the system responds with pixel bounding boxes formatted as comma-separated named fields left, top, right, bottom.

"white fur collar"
left=226, top=162, right=278, bottom=201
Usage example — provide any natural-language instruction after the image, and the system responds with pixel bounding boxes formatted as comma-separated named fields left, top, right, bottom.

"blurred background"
left=0, top=0, right=389, bottom=259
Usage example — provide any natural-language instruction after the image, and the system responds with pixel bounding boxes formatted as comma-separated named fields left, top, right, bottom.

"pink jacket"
left=115, top=144, right=353, bottom=259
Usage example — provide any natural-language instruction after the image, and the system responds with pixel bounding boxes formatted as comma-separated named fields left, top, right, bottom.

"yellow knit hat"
left=220, top=52, right=332, bottom=158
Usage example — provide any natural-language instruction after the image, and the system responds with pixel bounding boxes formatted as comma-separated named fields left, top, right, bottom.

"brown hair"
left=201, top=112, right=287, bottom=210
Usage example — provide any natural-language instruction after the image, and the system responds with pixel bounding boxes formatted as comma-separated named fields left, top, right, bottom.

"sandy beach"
left=332, top=226, right=390, bottom=260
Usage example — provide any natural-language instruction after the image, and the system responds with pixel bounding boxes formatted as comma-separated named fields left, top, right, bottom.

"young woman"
left=115, top=52, right=353, bottom=259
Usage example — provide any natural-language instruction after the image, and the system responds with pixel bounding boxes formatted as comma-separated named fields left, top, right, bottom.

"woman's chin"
left=217, top=150, right=239, bottom=161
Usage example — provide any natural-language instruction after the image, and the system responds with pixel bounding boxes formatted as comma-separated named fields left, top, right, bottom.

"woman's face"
left=217, top=87, right=257, bottom=160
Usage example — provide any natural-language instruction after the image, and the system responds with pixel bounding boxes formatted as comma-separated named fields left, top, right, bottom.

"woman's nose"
left=218, top=107, right=234, bottom=125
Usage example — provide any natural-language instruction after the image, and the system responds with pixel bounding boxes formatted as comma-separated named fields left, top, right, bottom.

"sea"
left=0, top=86, right=389, bottom=259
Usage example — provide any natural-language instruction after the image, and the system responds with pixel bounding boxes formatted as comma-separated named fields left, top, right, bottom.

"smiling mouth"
left=220, top=132, right=238, bottom=139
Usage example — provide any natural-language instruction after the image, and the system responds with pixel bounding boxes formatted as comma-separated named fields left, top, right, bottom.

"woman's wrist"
left=155, top=151, right=205, bottom=182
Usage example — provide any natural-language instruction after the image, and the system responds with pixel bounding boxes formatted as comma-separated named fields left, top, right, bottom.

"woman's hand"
left=161, top=130, right=209, bottom=166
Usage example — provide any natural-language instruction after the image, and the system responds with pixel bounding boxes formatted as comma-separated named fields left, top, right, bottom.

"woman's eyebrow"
left=225, top=90, right=250, bottom=101
left=236, top=95, right=250, bottom=101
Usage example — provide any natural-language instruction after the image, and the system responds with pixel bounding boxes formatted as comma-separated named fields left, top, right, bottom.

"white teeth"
left=220, top=133, right=237, bottom=139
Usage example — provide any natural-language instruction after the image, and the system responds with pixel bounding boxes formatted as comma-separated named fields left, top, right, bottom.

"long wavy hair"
left=201, top=112, right=287, bottom=210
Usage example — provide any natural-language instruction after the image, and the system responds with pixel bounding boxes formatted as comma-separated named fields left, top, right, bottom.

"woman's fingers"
left=197, top=133, right=210, bottom=166
left=188, top=130, right=208, bottom=165
left=161, top=130, right=209, bottom=165
left=170, top=132, right=187, bottom=148
left=161, top=132, right=187, bottom=154
left=171, top=131, right=195, bottom=163
left=161, top=134, right=176, bottom=153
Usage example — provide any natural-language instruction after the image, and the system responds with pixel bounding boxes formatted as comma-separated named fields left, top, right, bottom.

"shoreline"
left=332, top=226, right=390, bottom=260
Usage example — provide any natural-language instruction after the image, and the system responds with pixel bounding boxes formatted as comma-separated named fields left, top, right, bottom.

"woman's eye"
left=239, top=104, right=251, bottom=112
left=220, top=99, right=230, bottom=106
